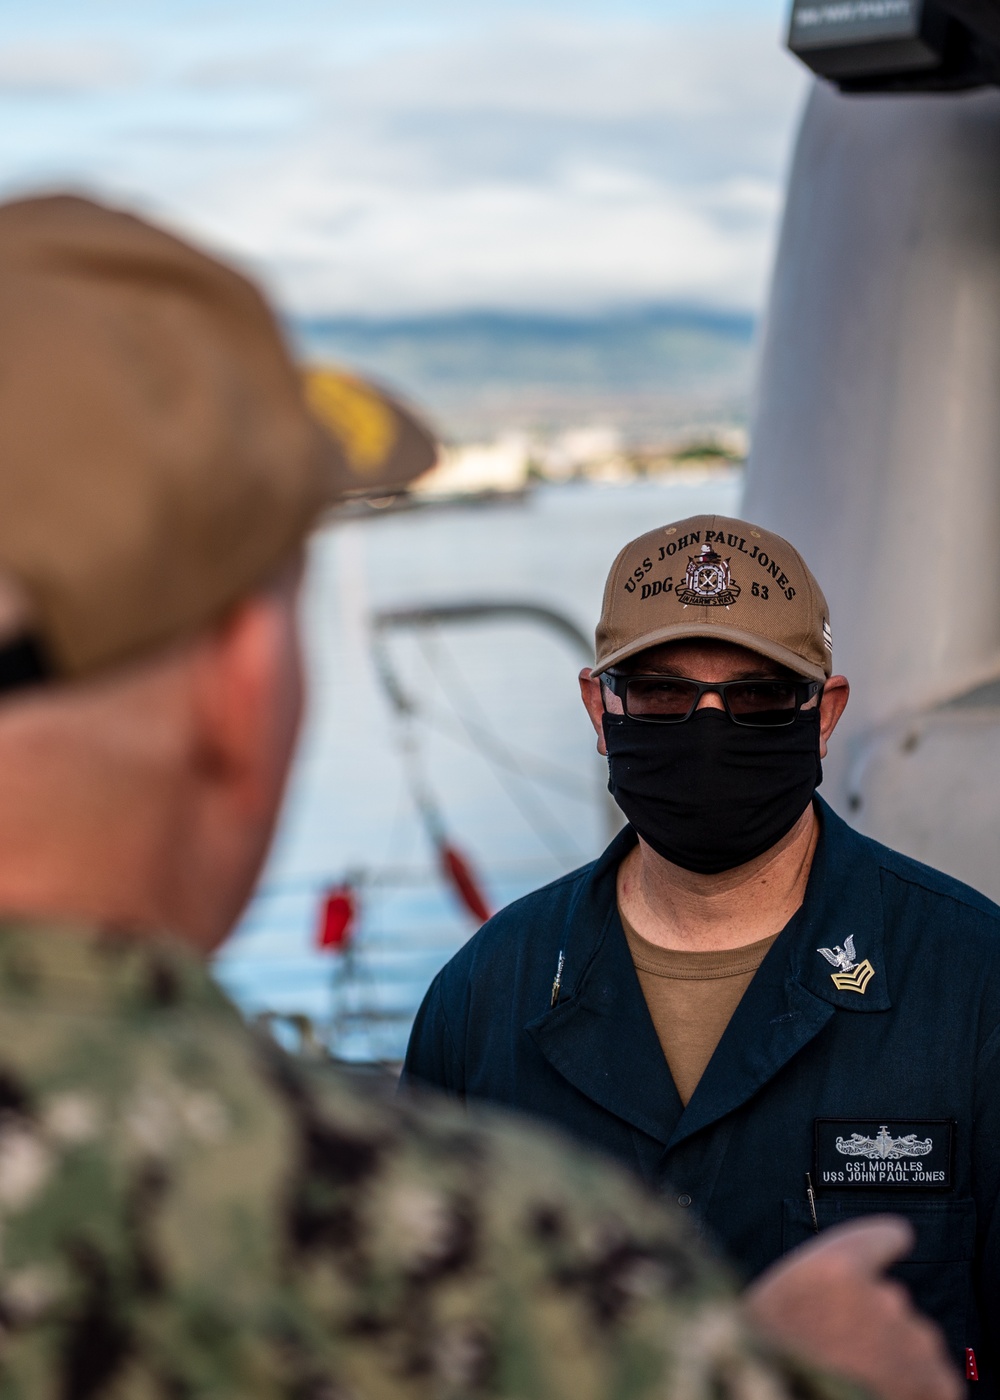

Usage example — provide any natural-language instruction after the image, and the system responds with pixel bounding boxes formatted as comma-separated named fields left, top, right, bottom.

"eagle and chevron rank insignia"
left=817, top=935, right=875, bottom=994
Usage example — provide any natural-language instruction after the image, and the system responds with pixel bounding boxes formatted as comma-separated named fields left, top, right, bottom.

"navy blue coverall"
left=404, top=799, right=1000, bottom=1393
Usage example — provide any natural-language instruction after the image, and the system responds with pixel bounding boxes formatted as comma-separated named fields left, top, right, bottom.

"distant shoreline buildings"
left=413, top=426, right=746, bottom=500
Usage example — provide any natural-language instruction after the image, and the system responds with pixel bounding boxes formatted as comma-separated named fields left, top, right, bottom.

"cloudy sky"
left=0, top=0, right=809, bottom=316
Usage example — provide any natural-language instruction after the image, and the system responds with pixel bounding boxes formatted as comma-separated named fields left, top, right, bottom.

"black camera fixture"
left=787, top=0, right=1000, bottom=91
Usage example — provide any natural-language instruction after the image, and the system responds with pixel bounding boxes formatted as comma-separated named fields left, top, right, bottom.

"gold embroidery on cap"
left=304, top=369, right=399, bottom=476
left=676, top=544, right=741, bottom=607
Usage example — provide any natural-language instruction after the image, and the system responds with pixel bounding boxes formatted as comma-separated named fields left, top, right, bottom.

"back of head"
left=0, top=194, right=436, bottom=947
left=0, top=194, right=343, bottom=679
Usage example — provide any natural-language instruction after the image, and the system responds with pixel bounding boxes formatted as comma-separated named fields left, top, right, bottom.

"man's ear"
left=189, top=577, right=303, bottom=816
left=819, top=675, right=849, bottom=759
left=579, top=668, right=608, bottom=756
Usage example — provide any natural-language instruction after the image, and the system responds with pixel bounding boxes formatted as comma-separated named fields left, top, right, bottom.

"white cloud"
left=181, top=159, right=773, bottom=314
left=323, top=17, right=796, bottom=122
left=0, top=7, right=808, bottom=314
left=0, top=44, right=135, bottom=93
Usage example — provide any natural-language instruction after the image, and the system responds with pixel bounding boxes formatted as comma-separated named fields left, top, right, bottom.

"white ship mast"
left=746, top=1, right=1000, bottom=899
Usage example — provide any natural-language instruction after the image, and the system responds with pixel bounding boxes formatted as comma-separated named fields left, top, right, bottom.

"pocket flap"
left=783, top=1195, right=976, bottom=1261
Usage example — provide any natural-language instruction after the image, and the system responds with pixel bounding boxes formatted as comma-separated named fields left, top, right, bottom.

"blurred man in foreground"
left=0, top=192, right=958, bottom=1400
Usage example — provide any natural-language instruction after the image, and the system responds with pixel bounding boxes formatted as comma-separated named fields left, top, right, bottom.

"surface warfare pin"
left=816, top=934, right=875, bottom=994
left=676, top=544, right=741, bottom=607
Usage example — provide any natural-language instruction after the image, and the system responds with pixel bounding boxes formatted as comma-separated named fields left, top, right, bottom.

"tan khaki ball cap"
left=595, top=514, right=833, bottom=682
left=0, top=193, right=437, bottom=683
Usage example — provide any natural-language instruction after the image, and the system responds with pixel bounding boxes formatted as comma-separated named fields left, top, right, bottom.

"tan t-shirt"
left=620, top=909, right=778, bottom=1107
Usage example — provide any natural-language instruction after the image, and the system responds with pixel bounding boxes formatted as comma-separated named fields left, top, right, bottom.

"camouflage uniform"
left=0, top=920, right=855, bottom=1400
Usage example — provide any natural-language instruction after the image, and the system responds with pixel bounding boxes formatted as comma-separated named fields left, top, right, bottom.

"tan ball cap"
left=595, top=514, right=832, bottom=681
left=0, top=193, right=437, bottom=684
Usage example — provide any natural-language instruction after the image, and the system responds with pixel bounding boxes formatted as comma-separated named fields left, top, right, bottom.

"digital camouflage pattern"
left=0, top=919, right=856, bottom=1400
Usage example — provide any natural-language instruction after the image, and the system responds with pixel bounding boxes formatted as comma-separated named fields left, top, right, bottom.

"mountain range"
left=292, top=305, right=758, bottom=444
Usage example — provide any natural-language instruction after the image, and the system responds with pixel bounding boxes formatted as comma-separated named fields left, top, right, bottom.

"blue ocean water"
left=214, top=472, right=742, bottom=1060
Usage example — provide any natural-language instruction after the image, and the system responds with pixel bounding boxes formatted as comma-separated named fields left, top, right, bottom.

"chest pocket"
left=783, top=1197, right=977, bottom=1370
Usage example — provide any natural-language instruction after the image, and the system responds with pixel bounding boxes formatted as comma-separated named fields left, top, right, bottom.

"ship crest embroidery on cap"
left=676, top=544, right=741, bottom=608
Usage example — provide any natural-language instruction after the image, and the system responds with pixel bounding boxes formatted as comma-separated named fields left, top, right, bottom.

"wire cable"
left=414, top=631, right=587, bottom=865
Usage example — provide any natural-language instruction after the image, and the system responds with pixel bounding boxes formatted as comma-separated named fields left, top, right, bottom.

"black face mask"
left=603, top=706, right=822, bottom=874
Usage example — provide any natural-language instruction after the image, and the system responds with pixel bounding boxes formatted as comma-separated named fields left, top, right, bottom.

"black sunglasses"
left=601, top=671, right=822, bottom=727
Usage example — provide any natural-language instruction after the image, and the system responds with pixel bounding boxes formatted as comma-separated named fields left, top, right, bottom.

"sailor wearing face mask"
left=404, top=514, right=1000, bottom=1393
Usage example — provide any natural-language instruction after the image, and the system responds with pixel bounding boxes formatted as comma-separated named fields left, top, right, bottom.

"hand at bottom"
left=744, top=1216, right=962, bottom=1400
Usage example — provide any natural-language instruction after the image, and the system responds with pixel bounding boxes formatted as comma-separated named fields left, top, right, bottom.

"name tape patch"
left=814, top=1119, right=953, bottom=1190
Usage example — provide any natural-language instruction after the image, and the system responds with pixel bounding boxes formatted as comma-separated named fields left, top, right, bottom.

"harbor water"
left=215, top=471, right=742, bottom=1060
